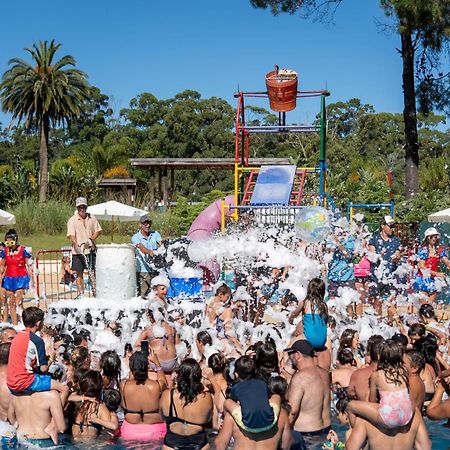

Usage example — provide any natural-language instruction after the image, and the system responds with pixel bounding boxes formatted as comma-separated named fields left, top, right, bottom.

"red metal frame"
left=35, top=249, right=92, bottom=305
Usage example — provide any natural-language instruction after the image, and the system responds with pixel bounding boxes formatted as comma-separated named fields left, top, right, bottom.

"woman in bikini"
left=71, top=370, right=117, bottom=440
left=135, top=307, right=179, bottom=373
left=203, top=352, right=228, bottom=429
left=160, top=358, right=213, bottom=450
left=120, top=350, right=168, bottom=441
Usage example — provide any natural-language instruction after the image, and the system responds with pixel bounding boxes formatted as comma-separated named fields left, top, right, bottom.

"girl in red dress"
left=0, top=229, right=31, bottom=324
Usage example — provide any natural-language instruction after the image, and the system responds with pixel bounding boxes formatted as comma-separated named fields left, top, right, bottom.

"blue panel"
left=250, top=165, right=296, bottom=206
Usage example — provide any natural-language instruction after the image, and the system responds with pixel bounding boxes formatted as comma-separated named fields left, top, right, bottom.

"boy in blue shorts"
left=7, top=307, right=68, bottom=403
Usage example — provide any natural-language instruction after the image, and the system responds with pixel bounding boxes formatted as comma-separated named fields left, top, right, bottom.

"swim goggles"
left=4, top=240, right=16, bottom=247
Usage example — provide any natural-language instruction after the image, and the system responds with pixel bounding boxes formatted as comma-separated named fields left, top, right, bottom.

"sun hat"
left=424, top=227, right=440, bottom=238
left=283, top=339, right=314, bottom=357
left=75, top=197, right=88, bottom=207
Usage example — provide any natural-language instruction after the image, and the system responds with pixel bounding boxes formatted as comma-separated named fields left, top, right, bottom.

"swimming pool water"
left=16, top=417, right=450, bottom=449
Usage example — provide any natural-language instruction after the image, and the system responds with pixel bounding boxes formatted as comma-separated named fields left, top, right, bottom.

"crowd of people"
left=0, top=197, right=448, bottom=449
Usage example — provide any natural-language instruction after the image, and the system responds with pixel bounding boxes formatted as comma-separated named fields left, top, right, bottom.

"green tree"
left=0, top=40, right=91, bottom=202
left=250, top=0, right=450, bottom=198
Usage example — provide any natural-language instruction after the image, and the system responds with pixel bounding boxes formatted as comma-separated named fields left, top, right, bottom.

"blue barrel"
left=167, top=277, right=202, bottom=298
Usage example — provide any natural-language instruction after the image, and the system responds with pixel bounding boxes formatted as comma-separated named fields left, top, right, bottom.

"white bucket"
left=95, top=244, right=136, bottom=300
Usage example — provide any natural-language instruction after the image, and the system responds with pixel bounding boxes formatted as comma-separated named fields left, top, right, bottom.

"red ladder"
left=241, top=170, right=258, bottom=205
left=290, top=170, right=307, bottom=205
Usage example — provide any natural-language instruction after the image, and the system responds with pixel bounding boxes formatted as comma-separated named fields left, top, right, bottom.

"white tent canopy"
left=87, top=201, right=147, bottom=241
left=0, top=209, right=16, bottom=226
left=428, top=207, right=450, bottom=224
left=87, top=201, right=147, bottom=222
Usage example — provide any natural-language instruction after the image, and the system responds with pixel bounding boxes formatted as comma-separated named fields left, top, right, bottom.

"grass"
left=14, top=232, right=133, bottom=254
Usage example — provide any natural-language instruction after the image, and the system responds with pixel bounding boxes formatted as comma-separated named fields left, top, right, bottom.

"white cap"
left=75, top=197, right=88, bottom=207
left=151, top=275, right=170, bottom=288
left=424, top=227, right=440, bottom=238
left=382, top=215, right=395, bottom=226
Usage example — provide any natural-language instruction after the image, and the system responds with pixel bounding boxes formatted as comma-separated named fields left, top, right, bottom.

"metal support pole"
left=221, top=198, right=226, bottom=234
left=319, top=93, right=328, bottom=204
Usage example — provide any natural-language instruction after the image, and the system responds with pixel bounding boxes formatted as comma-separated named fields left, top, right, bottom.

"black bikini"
left=73, top=402, right=103, bottom=433
left=122, top=380, right=159, bottom=422
left=163, top=389, right=209, bottom=449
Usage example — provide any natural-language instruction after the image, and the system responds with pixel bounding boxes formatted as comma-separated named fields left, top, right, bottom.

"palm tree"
left=0, top=40, right=90, bottom=202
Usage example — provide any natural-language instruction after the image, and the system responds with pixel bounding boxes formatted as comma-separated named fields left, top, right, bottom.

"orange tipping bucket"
left=265, top=68, right=298, bottom=112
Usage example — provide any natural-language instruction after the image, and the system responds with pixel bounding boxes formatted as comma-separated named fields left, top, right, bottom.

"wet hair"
left=216, top=284, right=232, bottom=297
left=4, top=229, right=17, bottom=241
left=70, top=346, right=90, bottom=370
left=367, top=335, right=384, bottom=363
left=408, top=323, right=426, bottom=338
left=196, top=330, right=212, bottom=347
left=268, top=375, right=287, bottom=397
left=304, top=278, right=328, bottom=321
left=0, top=343, right=11, bottom=365
left=208, top=353, right=226, bottom=374
left=254, top=343, right=279, bottom=382
left=336, top=391, right=351, bottom=415
left=419, top=304, right=436, bottom=320
left=337, top=348, right=356, bottom=367
left=223, top=358, right=236, bottom=385
left=124, top=343, right=133, bottom=356
left=391, top=333, right=408, bottom=349
left=41, top=325, right=57, bottom=337
left=73, top=330, right=90, bottom=346
left=79, top=370, right=103, bottom=399
left=235, top=356, right=255, bottom=380
left=413, top=335, right=439, bottom=374
left=76, top=370, right=103, bottom=427
left=177, top=358, right=204, bottom=405
left=103, top=388, right=121, bottom=412
left=405, top=349, right=426, bottom=372
left=100, top=350, right=121, bottom=383
left=377, top=339, right=408, bottom=387
left=129, top=351, right=149, bottom=385
left=22, top=307, right=44, bottom=328
left=265, top=334, right=278, bottom=348
left=73, top=368, right=89, bottom=392
left=339, top=329, right=358, bottom=351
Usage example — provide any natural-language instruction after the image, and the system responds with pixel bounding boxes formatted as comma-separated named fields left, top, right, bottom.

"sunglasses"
left=77, top=205, right=87, bottom=210
left=4, top=240, right=16, bottom=247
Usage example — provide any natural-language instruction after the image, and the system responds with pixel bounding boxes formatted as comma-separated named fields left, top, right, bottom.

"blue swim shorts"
left=27, top=374, right=52, bottom=393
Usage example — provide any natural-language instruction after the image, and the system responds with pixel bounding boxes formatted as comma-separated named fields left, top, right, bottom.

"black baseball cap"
left=284, top=339, right=314, bottom=357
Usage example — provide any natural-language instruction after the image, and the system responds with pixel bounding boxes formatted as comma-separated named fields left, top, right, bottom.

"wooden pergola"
left=130, top=157, right=291, bottom=209
left=98, top=178, right=137, bottom=204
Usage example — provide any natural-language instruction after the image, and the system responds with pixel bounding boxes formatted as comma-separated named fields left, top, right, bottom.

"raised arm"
left=426, top=380, right=450, bottom=420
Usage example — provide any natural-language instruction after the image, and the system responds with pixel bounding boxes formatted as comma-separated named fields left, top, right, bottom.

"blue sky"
left=0, top=0, right=408, bottom=127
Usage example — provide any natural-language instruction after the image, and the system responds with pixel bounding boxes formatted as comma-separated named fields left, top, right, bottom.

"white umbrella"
left=0, top=209, right=16, bottom=226
left=87, top=201, right=147, bottom=241
left=428, top=207, right=450, bottom=224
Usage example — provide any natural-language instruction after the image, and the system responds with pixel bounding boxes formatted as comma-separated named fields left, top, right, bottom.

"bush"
left=12, top=198, right=73, bottom=236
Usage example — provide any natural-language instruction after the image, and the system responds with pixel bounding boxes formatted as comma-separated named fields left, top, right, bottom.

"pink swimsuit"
left=378, top=389, right=413, bottom=428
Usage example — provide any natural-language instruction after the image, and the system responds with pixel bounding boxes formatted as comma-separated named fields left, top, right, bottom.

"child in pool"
left=348, top=339, right=414, bottom=429
left=223, top=356, right=281, bottom=433
left=288, top=278, right=328, bottom=350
